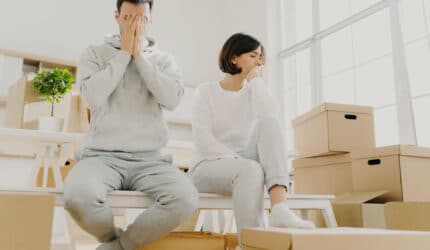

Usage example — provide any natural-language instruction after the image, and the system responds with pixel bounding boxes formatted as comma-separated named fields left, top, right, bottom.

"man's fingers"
left=126, top=13, right=135, bottom=26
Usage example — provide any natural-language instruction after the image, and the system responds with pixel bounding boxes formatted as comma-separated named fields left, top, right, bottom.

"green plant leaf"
left=33, top=68, right=74, bottom=115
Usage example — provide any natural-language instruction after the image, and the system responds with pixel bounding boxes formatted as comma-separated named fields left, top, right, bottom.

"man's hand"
left=246, top=66, right=263, bottom=82
left=119, top=13, right=137, bottom=56
left=132, top=16, right=148, bottom=58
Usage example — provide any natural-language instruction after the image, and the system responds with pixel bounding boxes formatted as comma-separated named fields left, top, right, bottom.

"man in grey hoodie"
left=63, top=0, right=199, bottom=249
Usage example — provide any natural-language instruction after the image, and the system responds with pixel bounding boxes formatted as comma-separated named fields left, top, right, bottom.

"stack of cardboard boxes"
left=239, top=102, right=430, bottom=249
left=291, top=102, right=430, bottom=230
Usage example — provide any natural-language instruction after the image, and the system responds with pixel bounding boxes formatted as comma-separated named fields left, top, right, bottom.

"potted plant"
left=33, top=68, right=74, bottom=131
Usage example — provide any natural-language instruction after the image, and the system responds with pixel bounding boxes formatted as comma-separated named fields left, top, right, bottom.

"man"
left=63, top=1, right=198, bottom=249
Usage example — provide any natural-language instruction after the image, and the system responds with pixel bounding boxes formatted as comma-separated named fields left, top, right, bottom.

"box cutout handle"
left=368, top=159, right=381, bottom=166
left=344, top=114, right=357, bottom=120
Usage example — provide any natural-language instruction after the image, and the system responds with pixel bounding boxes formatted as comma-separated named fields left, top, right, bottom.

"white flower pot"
left=38, top=116, right=64, bottom=132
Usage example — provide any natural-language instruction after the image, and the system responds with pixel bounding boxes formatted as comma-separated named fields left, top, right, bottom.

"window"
left=282, top=0, right=313, bottom=48
left=283, top=49, right=311, bottom=153
left=281, top=0, right=429, bottom=151
left=400, top=0, right=430, bottom=146
left=413, top=97, right=430, bottom=147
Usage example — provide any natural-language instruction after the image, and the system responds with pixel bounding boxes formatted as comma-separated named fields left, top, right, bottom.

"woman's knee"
left=236, top=160, right=265, bottom=184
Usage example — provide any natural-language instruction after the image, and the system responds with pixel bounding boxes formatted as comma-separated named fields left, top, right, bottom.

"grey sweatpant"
left=63, top=149, right=198, bottom=250
left=190, top=117, right=289, bottom=233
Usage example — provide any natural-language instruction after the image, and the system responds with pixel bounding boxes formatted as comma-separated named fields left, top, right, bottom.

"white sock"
left=269, top=203, right=316, bottom=229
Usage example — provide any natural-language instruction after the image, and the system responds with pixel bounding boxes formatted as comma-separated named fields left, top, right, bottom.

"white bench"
left=0, top=187, right=336, bottom=250
left=0, top=187, right=337, bottom=227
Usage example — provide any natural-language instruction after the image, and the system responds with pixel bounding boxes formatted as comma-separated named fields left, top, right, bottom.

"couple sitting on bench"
left=63, top=0, right=314, bottom=249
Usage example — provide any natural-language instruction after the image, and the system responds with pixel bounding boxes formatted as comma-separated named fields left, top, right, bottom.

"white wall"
left=0, top=0, right=271, bottom=86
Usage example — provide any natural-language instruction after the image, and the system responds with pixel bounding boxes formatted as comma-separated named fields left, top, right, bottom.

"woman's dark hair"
left=117, top=0, right=153, bottom=12
left=219, top=33, right=265, bottom=75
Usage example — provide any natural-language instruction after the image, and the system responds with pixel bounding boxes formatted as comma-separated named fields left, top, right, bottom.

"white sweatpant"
left=190, top=117, right=289, bottom=234
left=63, top=150, right=199, bottom=250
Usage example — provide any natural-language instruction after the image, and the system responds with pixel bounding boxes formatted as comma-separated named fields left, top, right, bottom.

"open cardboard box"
left=331, top=191, right=430, bottom=231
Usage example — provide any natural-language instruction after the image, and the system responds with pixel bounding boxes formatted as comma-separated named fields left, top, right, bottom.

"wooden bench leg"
left=263, top=210, right=270, bottom=228
left=321, top=202, right=338, bottom=228
left=64, top=210, right=76, bottom=250
left=211, top=210, right=220, bottom=233
left=223, top=210, right=234, bottom=233
left=194, top=210, right=207, bottom=231
left=301, top=210, right=309, bottom=220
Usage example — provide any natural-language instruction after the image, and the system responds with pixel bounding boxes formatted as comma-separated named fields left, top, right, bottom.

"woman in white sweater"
left=190, top=33, right=315, bottom=238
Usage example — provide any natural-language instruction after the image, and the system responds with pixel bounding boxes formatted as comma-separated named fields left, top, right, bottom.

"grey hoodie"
left=78, top=35, right=184, bottom=152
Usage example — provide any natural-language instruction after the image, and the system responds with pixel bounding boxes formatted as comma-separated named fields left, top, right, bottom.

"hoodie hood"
left=104, top=34, right=157, bottom=53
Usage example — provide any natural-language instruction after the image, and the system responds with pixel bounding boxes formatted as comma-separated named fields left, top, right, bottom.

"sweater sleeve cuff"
left=115, top=50, right=132, bottom=66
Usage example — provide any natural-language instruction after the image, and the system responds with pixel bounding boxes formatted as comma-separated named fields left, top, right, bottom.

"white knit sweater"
left=191, top=77, right=277, bottom=163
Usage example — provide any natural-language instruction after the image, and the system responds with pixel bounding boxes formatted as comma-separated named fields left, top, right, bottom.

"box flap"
left=293, top=153, right=351, bottom=168
left=292, top=102, right=373, bottom=126
left=399, top=145, right=430, bottom=158
left=334, top=191, right=387, bottom=204
left=351, top=145, right=430, bottom=159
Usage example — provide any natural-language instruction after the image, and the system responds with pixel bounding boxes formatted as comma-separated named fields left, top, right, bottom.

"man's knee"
left=63, top=184, right=106, bottom=219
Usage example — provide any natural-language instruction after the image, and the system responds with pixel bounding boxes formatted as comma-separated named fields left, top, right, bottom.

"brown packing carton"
left=138, top=232, right=226, bottom=250
left=331, top=191, right=387, bottom=227
left=292, top=103, right=375, bottom=158
left=225, top=233, right=239, bottom=250
left=351, top=145, right=430, bottom=202
left=0, top=192, right=55, bottom=250
left=293, top=153, right=352, bottom=195
left=242, top=227, right=430, bottom=250
left=363, top=202, right=430, bottom=231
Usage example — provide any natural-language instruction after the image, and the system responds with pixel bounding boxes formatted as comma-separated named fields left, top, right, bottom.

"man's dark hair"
left=219, top=33, right=265, bottom=75
left=117, top=0, right=153, bottom=12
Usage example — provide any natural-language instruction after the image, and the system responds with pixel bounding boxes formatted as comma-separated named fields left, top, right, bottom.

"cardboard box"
left=139, top=232, right=226, bottom=250
left=293, top=153, right=352, bottom=196
left=319, top=191, right=430, bottom=230
left=363, top=202, right=430, bottom=231
left=331, top=191, right=387, bottom=227
left=225, top=233, right=239, bottom=250
left=351, top=145, right=430, bottom=202
left=242, top=227, right=430, bottom=250
left=292, top=103, right=375, bottom=158
left=0, top=192, right=55, bottom=250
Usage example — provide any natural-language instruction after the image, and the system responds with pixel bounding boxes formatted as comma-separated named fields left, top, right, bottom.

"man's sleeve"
left=134, top=54, right=184, bottom=111
left=78, top=47, right=131, bottom=111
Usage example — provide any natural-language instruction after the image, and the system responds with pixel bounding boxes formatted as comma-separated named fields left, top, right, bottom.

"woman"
left=190, top=33, right=315, bottom=240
